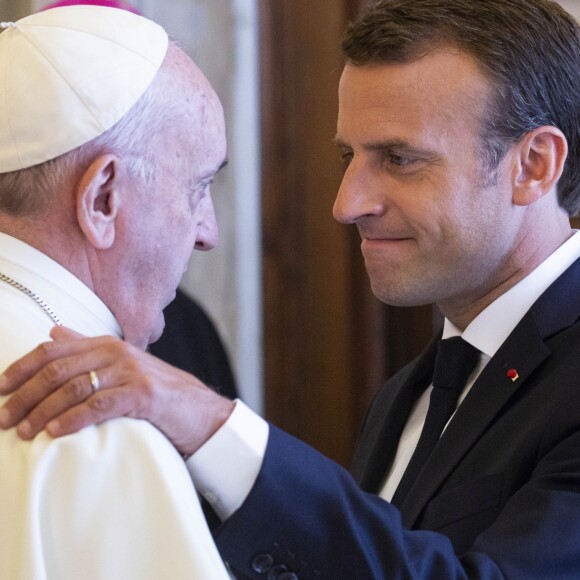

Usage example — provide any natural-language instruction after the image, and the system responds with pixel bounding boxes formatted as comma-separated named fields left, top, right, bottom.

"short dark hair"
left=342, top=0, right=580, bottom=215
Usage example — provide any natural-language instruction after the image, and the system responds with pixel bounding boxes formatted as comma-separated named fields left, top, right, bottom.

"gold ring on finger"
left=89, top=370, right=100, bottom=394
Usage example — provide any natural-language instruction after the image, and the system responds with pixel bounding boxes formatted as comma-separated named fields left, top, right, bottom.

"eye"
left=386, top=153, right=415, bottom=167
left=380, top=151, right=428, bottom=176
left=339, top=148, right=354, bottom=167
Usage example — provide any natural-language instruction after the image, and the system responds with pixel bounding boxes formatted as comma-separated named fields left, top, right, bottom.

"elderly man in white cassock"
left=0, top=6, right=230, bottom=579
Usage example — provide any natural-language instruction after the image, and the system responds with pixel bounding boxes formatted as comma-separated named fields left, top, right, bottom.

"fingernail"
left=46, top=420, right=60, bottom=436
left=17, top=420, right=31, bottom=437
left=0, top=407, right=10, bottom=428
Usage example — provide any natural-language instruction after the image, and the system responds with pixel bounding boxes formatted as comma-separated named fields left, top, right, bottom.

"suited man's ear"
left=75, top=154, right=122, bottom=250
left=512, top=126, right=568, bottom=207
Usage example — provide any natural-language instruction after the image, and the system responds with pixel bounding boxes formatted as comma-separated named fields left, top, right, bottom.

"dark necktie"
left=391, top=336, right=480, bottom=508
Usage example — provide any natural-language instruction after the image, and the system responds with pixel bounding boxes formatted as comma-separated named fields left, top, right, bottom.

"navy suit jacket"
left=215, top=257, right=580, bottom=579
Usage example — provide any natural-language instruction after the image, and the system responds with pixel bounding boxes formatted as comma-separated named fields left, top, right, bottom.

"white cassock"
left=0, top=233, right=229, bottom=580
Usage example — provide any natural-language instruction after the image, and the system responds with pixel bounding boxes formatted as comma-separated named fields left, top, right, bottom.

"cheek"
left=174, top=216, right=200, bottom=260
left=419, top=179, right=480, bottom=239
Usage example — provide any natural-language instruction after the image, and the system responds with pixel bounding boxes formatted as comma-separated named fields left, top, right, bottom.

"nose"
left=195, top=193, right=219, bottom=251
left=333, top=161, right=384, bottom=224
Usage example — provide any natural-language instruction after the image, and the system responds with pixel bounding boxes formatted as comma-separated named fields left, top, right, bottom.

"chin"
left=122, top=316, right=165, bottom=350
left=164, top=288, right=178, bottom=309
left=146, top=314, right=166, bottom=346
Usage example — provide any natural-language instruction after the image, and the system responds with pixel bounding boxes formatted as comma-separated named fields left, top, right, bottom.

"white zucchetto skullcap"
left=0, top=6, right=168, bottom=173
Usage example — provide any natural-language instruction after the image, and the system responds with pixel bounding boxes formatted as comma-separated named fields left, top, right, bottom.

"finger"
left=0, top=334, right=116, bottom=396
left=0, top=346, right=113, bottom=428
left=16, top=370, right=105, bottom=439
left=46, top=383, right=143, bottom=438
left=50, top=325, right=84, bottom=341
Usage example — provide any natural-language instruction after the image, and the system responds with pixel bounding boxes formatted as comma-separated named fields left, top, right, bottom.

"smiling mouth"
left=361, top=237, right=413, bottom=254
left=363, top=236, right=412, bottom=244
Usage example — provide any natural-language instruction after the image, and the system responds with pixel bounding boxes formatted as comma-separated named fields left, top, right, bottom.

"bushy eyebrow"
left=200, top=158, right=229, bottom=182
left=333, top=137, right=438, bottom=160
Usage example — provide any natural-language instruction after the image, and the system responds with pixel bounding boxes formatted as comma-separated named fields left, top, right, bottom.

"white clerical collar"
left=443, top=231, right=580, bottom=357
left=0, top=233, right=122, bottom=338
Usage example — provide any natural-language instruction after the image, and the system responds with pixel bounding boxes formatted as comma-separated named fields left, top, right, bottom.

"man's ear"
left=512, top=126, right=568, bottom=207
left=76, top=154, right=122, bottom=249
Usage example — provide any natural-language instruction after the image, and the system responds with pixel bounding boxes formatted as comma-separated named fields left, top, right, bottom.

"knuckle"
left=118, top=343, right=137, bottom=364
left=36, top=341, right=60, bottom=362
left=5, top=357, right=26, bottom=379
left=125, top=359, right=147, bottom=378
left=66, top=377, right=90, bottom=401
left=4, top=341, right=58, bottom=382
left=139, top=385, right=155, bottom=406
left=86, top=394, right=115, bottom=415
left=40, top=361, right=68, bottom=387
left=7, top=390, right=27, bottom=411
left=138, top=381, right=161, bottom=414
left=36, top=341, right=58, bottom=360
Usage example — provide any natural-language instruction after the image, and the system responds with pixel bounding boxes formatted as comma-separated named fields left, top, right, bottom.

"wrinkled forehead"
left=150, top=52, right=226, bottom=184
left=339, top=50, right=492, bottom=120
left=337, top=51, right=493, bottom=155
left=162, top=46, right=227, bottom=158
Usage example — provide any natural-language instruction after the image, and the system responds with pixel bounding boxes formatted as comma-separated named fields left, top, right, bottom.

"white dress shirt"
left=189, top=231, right=580, bottom=516
left=0, top=233, right=229, bottom=580
left=379, top=230, right=580, bottom=500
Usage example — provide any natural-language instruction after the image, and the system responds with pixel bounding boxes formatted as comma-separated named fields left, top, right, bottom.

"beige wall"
left=558, top=0, right=580, bottom=20
left=3, top=0, right=31, bottom=19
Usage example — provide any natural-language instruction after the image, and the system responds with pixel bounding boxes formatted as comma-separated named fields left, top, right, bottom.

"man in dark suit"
left=2, top=0, right=580, bottom=577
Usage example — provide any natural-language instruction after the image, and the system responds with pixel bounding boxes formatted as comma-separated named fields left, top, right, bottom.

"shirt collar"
left=443, top=231, right=580, bottom=357
left=0, top=232, right=122, bottom=338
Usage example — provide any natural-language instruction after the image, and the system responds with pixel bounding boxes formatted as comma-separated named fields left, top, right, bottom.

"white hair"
left=0, top=46, right=179, bottom=216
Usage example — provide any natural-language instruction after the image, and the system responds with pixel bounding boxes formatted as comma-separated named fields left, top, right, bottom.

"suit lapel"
left=353, top=336, right=438, bottom=493
left=399, top=256, right=580, bottom=527
left=398, top=318, right=549, bottom=526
